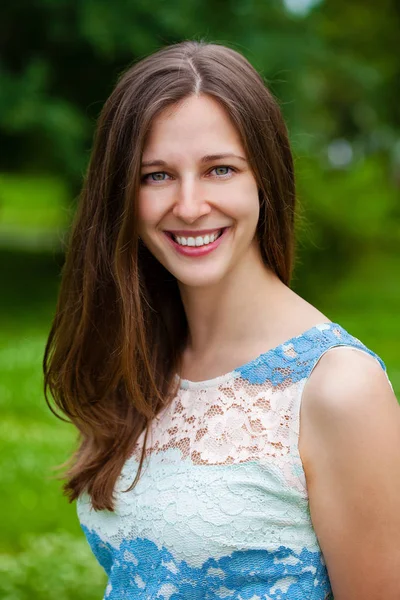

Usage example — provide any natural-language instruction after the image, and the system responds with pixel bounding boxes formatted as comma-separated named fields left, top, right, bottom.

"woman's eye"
left=211, top=166, right=234, bottom=177
left=142, top=172, right=169, bottom=183
left=141, top=166, right=235, bottom=184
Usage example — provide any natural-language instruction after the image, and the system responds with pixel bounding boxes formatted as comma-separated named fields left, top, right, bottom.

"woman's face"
left=138, top=94, right=261, bottom=288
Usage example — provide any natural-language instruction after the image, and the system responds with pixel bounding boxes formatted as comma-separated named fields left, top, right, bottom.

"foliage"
left=1, top=0, right=399, bottom=184
left=294, top=154, right=400, bottom=290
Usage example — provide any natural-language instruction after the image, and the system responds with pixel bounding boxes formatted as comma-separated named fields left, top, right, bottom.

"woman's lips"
left=164, top=227, right=230, bottom=257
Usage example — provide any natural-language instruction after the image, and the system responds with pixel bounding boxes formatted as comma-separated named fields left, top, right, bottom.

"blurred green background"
left=1, top=0, right=399, bottom=597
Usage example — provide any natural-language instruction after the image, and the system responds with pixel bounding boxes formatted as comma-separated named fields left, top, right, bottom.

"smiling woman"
left=137, top=94, right=261, bottom=281
left=43, top=40, right=400, bottom=600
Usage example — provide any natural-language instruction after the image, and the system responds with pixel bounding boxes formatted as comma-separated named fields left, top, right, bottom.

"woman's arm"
left=299, top=347, right=400, bottom=600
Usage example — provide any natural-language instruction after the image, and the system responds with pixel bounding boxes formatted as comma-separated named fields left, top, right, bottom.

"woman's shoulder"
left=298, top=326, right=398, bottom=489
left=297, top=339, right=400, bottom=597
left=298, top=326, right=396, bottom=458
left=302, top=341, right=393, bottom=416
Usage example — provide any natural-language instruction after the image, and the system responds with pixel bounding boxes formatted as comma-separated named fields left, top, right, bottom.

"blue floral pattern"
left=82, top=525, right=333, bottom=599
left=235, top=323, right=386, bottom=386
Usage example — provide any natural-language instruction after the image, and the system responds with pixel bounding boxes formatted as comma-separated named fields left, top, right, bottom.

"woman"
left=44, top=40, right=400, bottom=599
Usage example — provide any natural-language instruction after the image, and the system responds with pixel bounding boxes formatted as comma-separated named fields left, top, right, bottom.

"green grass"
left=0, top=173, right=73, bottom=250
left=0, top=248, right=107, bottom=599
left=0, top=173, right=71, bottom=230
left=0, top=328, right=107, bottom=598
left=0, top=532, right=105, bottom=600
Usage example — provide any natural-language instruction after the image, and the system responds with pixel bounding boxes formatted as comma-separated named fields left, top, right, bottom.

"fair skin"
left=300, top=349, right=400, bottom=599
left=138, top=93, right=400, bottom=598
left=138, top=93, right=327, bottom=375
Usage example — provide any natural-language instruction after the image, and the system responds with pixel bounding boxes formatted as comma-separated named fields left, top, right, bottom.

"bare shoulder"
left=298, top=346, right=400, bottom=599
left=301, top=346, right=396, bottom=424
left=299, top=345, right=398, bottom=481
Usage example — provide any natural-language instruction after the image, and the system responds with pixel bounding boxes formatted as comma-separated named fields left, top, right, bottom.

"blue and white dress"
left=77, top=322, right=391, bottom=599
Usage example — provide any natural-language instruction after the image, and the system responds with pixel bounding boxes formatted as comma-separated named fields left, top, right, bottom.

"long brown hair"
left=43, top=39, right=296, bottom=511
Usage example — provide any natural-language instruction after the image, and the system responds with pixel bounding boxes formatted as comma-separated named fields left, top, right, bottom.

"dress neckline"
left=174, top=321, right=337, bottom=390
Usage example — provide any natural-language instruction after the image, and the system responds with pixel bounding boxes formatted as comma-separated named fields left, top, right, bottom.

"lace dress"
left=77, top=322, right=391, bottom=599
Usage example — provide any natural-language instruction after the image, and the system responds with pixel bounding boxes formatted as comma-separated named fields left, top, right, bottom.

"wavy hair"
left=43, top=40, right=297, bottom=511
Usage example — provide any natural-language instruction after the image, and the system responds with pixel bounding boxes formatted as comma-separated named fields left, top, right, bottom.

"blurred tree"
left=305, top=0, right=400, bottom=161
left=0, top=0, right=321, bottom=186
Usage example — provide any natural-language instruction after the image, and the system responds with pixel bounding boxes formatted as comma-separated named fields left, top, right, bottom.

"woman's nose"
left=172, top=178, right=211, bottom=222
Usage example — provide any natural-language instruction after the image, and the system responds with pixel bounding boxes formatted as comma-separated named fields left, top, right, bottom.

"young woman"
left=44, top=40, right=400, bottom=599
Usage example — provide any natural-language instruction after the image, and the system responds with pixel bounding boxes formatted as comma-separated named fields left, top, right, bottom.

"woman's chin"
left=172, top=265, right=230, bottom=289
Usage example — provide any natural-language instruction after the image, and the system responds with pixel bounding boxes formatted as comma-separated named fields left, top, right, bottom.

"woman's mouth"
left=164, top=227, right=230, bottom=257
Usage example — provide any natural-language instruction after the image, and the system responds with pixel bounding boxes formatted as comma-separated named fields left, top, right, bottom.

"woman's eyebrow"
left=141, top=153, right=247, bottom=168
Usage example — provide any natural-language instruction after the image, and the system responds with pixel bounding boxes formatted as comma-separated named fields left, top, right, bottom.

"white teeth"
left=173, top=229, right=223, bottom=247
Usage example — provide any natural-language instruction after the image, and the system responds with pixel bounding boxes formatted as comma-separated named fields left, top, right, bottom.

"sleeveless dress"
left=77, top=322, right=392, bottom=599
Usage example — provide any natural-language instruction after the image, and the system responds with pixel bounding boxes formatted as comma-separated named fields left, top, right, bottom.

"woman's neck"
left=178, top=246, right=289, bottom=358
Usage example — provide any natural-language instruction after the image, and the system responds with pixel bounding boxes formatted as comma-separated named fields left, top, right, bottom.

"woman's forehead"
left=142, top=96, right=244, bottom=159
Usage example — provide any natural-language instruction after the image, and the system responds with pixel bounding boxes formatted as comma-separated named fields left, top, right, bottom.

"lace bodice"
left=77, top=322, right=390, bottom=599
